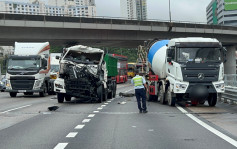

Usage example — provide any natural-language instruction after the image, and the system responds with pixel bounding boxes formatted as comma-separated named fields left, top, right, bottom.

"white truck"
left=144, top=37, right=226, bottom=106
left=48, top=53, right=61, bottom=95
left=5, top=42, right=51, bottom=97
left=54, top=45, right=117, bottom=103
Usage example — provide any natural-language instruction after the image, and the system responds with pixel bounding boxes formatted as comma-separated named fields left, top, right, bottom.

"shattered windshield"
left=177, top=47, right=222, bottom=63
left=64, top=51, right=102, bottom=64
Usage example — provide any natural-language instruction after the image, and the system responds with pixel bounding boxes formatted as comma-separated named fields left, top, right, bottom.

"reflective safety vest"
left=133, top=76, right=143, bottom=87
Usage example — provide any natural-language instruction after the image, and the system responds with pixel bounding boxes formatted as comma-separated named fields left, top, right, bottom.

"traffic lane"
left=0, top=82, right=132, bottom=132
left=66, top=96, right=236, bottom=149
left=0, top=98, right=108, bottom=149
left=187, top=102, right=237, bottom=138
left=0, top=92, right=55, bottom=111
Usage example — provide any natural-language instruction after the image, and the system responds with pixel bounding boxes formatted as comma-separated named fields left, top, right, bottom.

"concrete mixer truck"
left=144, top=37, right=226, bottom=106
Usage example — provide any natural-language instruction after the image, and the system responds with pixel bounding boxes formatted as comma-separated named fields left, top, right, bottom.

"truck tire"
left=10, top=92, right=17, bottom=97
left=97, top=85, right=103, bottom=103
left=39, top=83, right=47, bottom=97
left=112, top=82, right=117, bottom=98
left=103, top=89, right=108, bottom=101
left=57, top=93, right=65, bottom=103
left=65, top=95, right=71, bottom=101
left=159, top=85, right=165, bottom=104
left=166, top=86, right=176, bottom=106
left=208, top=94, right=217, bottom=107
left=107, top=91, right=113, bottom=99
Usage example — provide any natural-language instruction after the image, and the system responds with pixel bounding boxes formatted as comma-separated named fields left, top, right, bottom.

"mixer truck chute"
left=145, top=37, right=226, bottom=106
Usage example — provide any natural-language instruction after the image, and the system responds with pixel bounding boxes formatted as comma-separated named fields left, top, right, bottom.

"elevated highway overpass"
left=0, top=13, right=236, bottom=74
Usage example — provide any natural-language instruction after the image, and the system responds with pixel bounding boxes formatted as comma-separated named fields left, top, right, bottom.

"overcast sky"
left=1, top=0, right=212, bottom=23
left=96, top=0, right=212, bottom=23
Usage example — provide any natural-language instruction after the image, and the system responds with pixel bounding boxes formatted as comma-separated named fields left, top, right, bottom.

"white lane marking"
left=107, top=101, right=112, bottom=103
left=105, top=103, right=109, bottom=105
left=124, top=89, right=134, bottom=93
left=93, top=111, right=99, bottom=113
left=88, top=114, right=95, bottom=118
left=66, top=132, right=78, bottom=138
left=176, top=105, right=237, bottom=147
left=101, top=105, right=106, bottom=107
left=148, top=129, right=154, bottom=132
left=75, top=125, right=85, bottom=129
left=0, top=105, right=32, bottom=114
left=54, top=143, right=68, bottom=149
left=82, top=119, right=91, bottom=123
left=97, top=107, right=103, bottom=110
left=132, top=126, right=136, bottom=128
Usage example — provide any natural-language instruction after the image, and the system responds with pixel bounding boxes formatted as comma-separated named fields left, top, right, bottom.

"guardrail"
left=222, top=74, right=237, bottom=104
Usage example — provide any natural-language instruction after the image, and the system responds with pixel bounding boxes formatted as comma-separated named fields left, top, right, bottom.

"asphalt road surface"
left=0, top=81, right=237, bottom=149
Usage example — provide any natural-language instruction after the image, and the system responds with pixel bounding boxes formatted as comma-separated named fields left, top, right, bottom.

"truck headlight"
left=215, top=83, right=225, bottom=89
left=34, top=79, right=43, bottom=88
left=0, top=81, right=3, bottom=85
left=176, top=83, right=187, bottom=90
left=6, top=80, right=11, bottom=89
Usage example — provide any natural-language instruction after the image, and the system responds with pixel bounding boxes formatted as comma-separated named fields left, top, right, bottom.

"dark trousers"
left=135, top=88, right=147, bottom=111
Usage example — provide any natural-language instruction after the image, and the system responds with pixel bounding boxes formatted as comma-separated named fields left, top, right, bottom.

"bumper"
left=5, top=89, right=43, bottom=93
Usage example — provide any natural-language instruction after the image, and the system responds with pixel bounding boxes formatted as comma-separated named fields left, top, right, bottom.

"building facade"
left=207, top=0, right=237, bottom=26
left=120, top=0, right=147, bottom=20
left=0, top=0, right=96, bottom=17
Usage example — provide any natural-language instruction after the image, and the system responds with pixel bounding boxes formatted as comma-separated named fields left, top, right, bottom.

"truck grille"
left=10, top=76, right=35, bottom=90
left=181, top=63, right=219, bottom=82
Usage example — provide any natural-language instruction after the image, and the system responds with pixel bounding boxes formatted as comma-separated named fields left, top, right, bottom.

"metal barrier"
left=222, top=74, right=237, bottom=104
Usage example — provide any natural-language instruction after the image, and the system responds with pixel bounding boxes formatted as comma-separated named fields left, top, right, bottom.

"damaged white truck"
left=54, top=45, right=117, bottom=103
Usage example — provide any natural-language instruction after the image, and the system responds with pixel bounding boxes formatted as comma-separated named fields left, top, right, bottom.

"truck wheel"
left=166, top=86, right=176, bottom=106
left=159, top=86, right=165, bottom=104
left=10, top=92, right=17, bottom=97
left=103, top=89, right=108, bottom=101
left=57, top=93, right=65, bottom=103
left=208, top=94, right=217, bottom=107
left=65, top=95, right=71, bottom=101
left=39, top=83, right=47, bottom=97
left=112, top=82, right=117, bottom=98
left=107, top=91, right=113, bottom=99
left=97, top=85, right=103, bottom=103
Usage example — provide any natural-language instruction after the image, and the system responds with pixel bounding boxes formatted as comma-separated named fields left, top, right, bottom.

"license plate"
left=18, top=90, right=26, bottom=93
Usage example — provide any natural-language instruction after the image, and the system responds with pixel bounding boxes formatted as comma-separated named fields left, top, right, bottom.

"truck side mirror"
left=167, top=57, right=172, bottom=63
left=42, top=59, right=47, bottom=69
left=56, top=56, right=60, bottom=60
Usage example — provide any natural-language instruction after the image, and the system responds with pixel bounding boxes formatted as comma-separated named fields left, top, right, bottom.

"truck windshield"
left=50, top=65, right=59, bottom=72
left=177, top=47, right=222, bottom=63
left=64, top=51, right=102, bottom=64
left=8, top=58, right=40, bottom=70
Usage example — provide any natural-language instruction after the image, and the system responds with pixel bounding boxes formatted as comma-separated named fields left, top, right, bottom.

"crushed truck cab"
left=54, top=45, right=117, bottom=103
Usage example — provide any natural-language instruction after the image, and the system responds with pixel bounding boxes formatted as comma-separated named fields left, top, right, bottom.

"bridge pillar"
left=224, top=46, right=236, bottom=74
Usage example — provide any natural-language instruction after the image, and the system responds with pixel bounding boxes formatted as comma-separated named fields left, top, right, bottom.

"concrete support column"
left=224, top=46, right=236, bottom=74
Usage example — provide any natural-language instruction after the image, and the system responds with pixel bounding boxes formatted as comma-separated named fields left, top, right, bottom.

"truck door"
left=166, top=47, right=176, bottom=78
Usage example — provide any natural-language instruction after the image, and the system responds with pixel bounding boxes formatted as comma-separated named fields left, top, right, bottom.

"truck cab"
left=5, top=42, right=50, bottom=97
left=165, top=38, right=225, bottom=106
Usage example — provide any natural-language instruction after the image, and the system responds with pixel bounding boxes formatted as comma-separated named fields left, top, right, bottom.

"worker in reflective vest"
left=131, top=70, right=148, bottom=113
